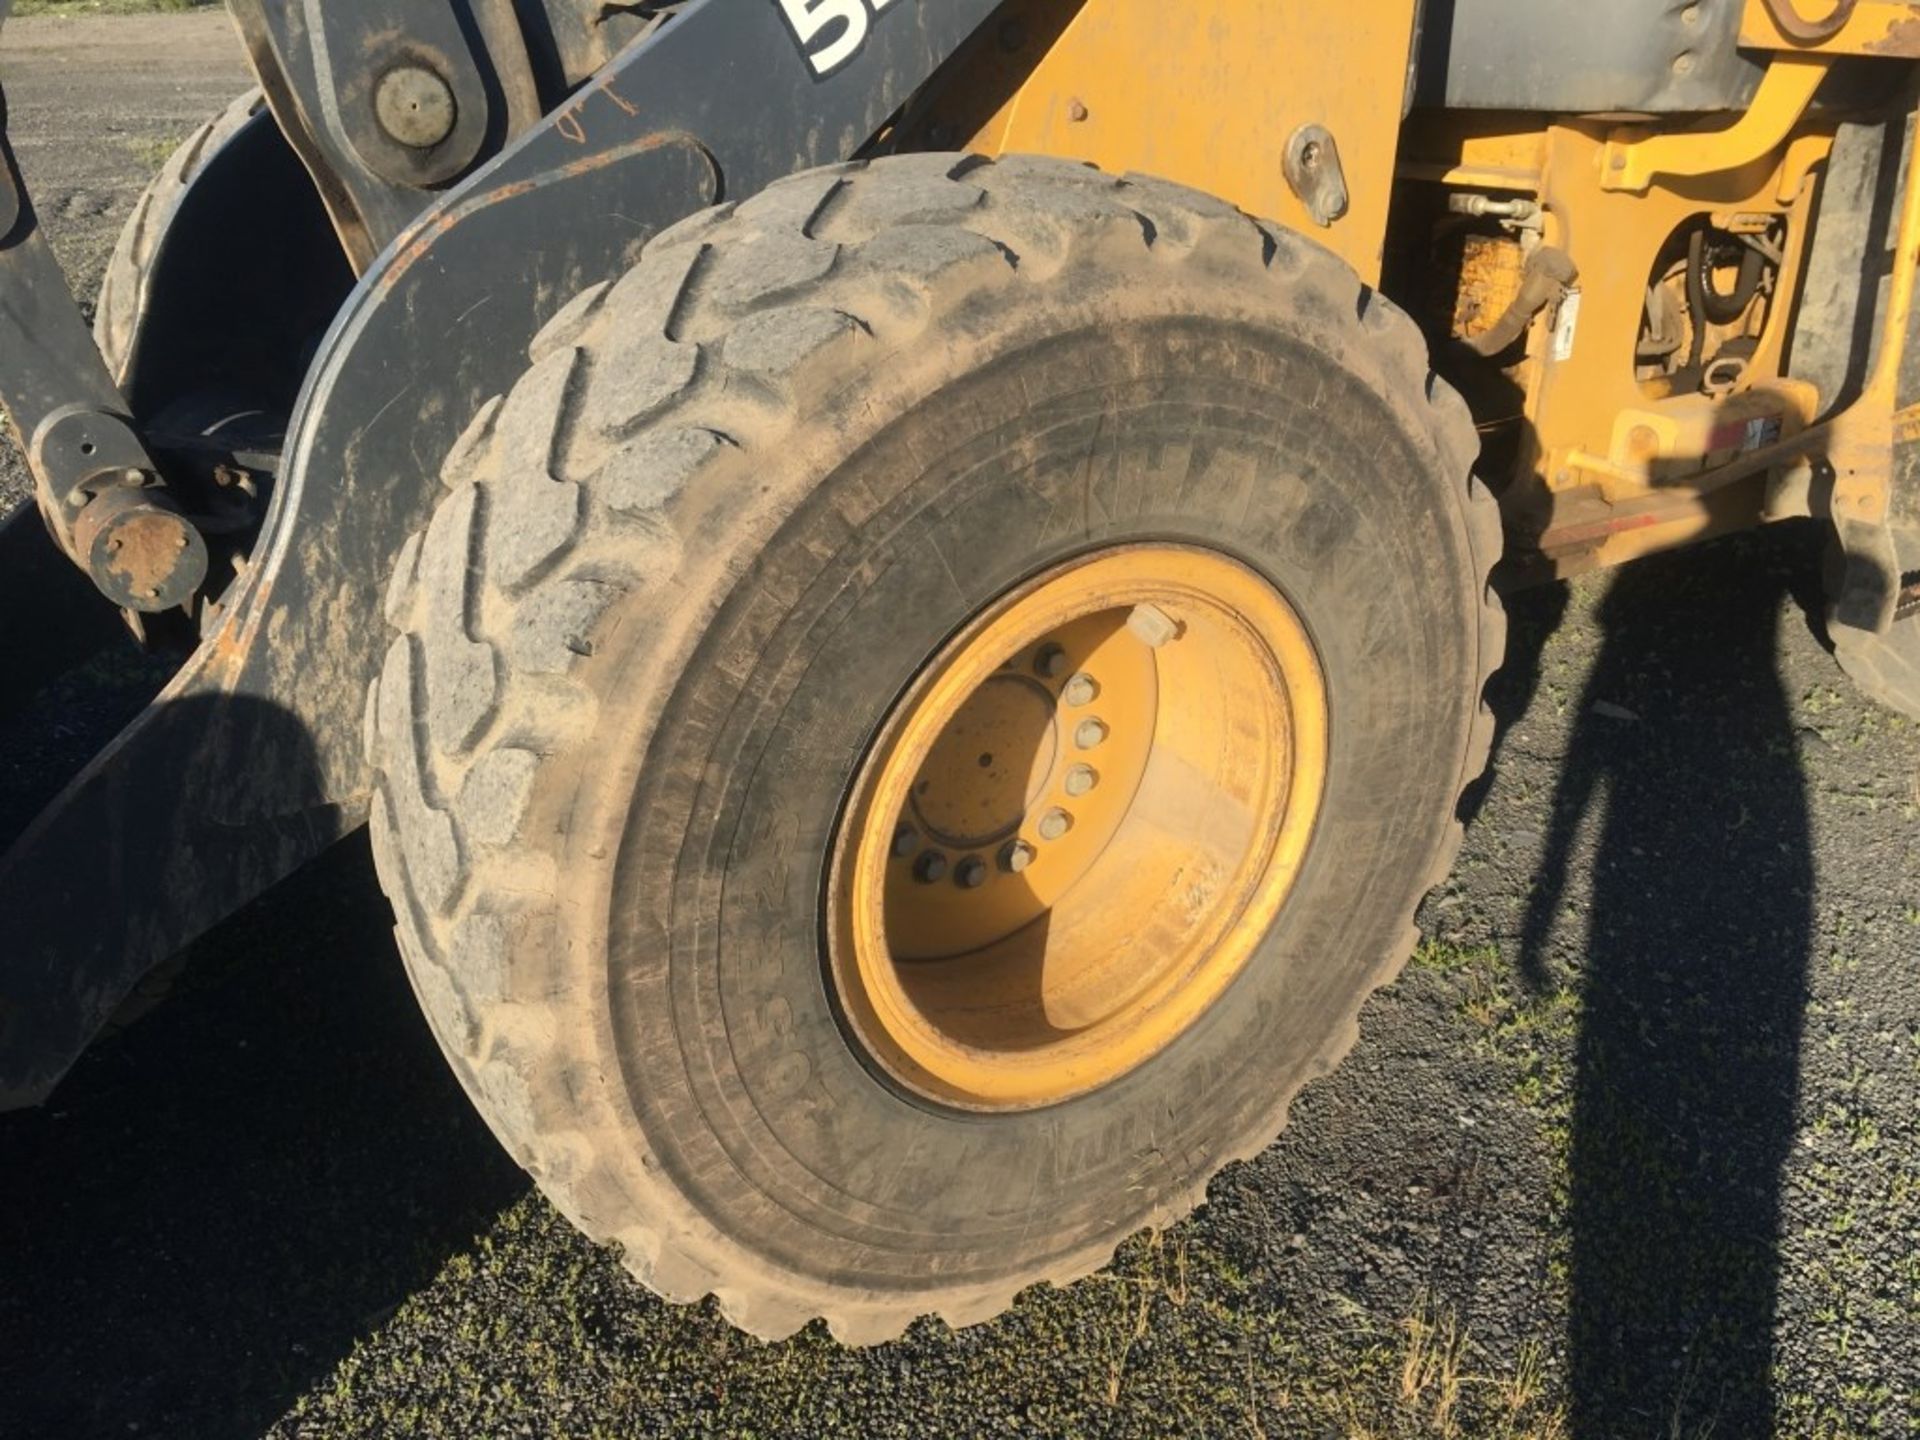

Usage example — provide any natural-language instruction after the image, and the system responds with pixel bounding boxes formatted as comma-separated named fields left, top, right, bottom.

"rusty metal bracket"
left=1601, top=54, right=1829, bottom=193
left=0, top=79, right=209, bottom=613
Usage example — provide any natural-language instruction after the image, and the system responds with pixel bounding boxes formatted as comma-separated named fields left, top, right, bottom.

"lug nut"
left=891, top=824, right=919, bottom=859
left=999, top=839, right=1036, bottom=873
left=1037, top=808, right=1073, bottom=841
left=913, top=850, right=949, bottom=883
left=1033, top=643, right=1069, bottom=679
left=1127, top=602, right=1182, bottom=648
left=955, top=856, right=988, bottom=889
left=1062, top=672, right=1099, bottom=707
left=1065, top=764, right=1098, bottom=797
left=1074, top=718, right=1108, bottom=750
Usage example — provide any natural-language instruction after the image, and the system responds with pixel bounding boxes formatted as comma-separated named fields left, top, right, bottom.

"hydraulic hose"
left=1463, top=245, right=1578, bottom=359
left=1686, top=228, right=1768, bottom=371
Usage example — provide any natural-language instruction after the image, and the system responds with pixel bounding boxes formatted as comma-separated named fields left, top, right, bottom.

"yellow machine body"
left=909, top=0, right=1920, bottom=581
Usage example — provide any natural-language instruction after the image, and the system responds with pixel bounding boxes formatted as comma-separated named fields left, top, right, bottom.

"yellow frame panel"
left=960, top=0, right=1420, bottom=283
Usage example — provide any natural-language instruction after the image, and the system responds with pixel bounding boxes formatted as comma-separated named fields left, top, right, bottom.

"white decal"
left=1550, top=287, right=1581, bottom=363
left=778, top=0, right=900, bottom=77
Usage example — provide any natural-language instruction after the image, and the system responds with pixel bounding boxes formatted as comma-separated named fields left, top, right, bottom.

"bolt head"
left=1064, top=764, right=1098, bottom=798
left=1062, top=673, right=1099, bottom=707
left=1126, top=603, right=1181, bottom=648
left=1067, top=98, right=1090, bottom=123
left=956, top=856, right=988, bottom=889
left=892, top=824, right=919, bottom=859
left=375, top=64, right=458, bottom=150
left=1033, top=643, right=1069, bottom=679
left=913, top=850, right=949, bottom=883
left=1037, top=808, right=1073, bottom=841
left=999, top=839, right=1036, bottom=873
left=1074, top=718, right=1108, bottom=750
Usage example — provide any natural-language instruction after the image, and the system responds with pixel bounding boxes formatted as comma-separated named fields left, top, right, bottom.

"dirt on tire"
left=367, top=154, right=1505, bottom=1343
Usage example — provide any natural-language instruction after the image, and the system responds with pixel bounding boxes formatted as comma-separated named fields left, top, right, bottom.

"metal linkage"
left=0, top=78, right=207, bottom=613
left=227, top=0, right=544, bottom=270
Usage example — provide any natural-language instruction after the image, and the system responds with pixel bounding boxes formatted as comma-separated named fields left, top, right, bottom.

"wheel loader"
left=0, top=0, right=1914, bottom=1342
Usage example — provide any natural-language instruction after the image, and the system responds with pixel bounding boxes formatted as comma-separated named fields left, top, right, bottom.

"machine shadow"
left=1514, top=529, right=1819, bottom=1438
left=0, top=808, right=525, bottom=1440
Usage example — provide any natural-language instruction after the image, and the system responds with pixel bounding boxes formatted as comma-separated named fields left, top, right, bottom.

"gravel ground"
left=2, top=18, right=1918, bottom=1440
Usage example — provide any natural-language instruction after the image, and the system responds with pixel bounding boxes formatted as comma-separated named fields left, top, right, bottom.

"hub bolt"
left=1033, top=643, right=1069, bottom=679
left=1074, top=718, right=1108, bottom=750
left=1037, top=808, right=1073, bottom=842
left=999, top=839, right=1036, bottom=873
left=1064, top=764, right=1098, bottom=797
left=913, top=850, right=949, bottom=883
left=955, top=856, right=988, bottom=889
left=1062, top=673, right=1099, bottom=707
left=891, top=824, right=919, bottom=859
left=1127, top=602, right=1182, bottom=648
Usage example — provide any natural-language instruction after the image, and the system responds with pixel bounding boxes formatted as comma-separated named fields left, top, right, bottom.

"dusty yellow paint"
left=959, top=0, right=1420, bottom=282
left=1600, top=55, right=1829, bottom=193
left=1399, top=98, right=1835, bottom=573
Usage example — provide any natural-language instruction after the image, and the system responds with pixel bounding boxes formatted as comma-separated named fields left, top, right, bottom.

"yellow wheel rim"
left=828, top=544, right=1328, bottom=1111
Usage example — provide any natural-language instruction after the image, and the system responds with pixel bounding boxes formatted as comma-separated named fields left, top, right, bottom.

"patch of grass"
left=12, top=0, right=217, bottom=15
left=119, top=133, right=185, bottom=171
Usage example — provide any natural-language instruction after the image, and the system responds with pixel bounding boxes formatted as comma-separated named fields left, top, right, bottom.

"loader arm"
left=0, top=0, right=1004, bottom=1107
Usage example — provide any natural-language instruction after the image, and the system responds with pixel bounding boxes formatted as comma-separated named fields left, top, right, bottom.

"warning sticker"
left=1550, top=289, right=1581, bottom=363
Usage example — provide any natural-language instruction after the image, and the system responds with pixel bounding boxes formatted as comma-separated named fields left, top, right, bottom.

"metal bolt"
left=1065, top=764, right=1098, bottom=797
left=375, top=64, right=458, bottom=150
left=1037, top=808, right=1073, bottom=842
left=1074, top=718, right=1108, bottom=750
left=999, top=839, right=1036, bottom=874
left=1300, top=139, right=1322, bottom=168
left=913, top=850, right=949, bottom=883
left=955, top=856, right=988, bottom=889
left=1127, top=603, right=1181, bottom=648
left=1062, top=673, right=1099, bottom=707
left=106, top=537, right=123, bottom=554
left=1067, top=98, right=1090, bottom=123
left=892, top=824, right=919, bottom=859
left=1672, top=51, right=1695, bottom=76
left=1033, top=643, right=1069, bottom=679
left=1681, top=3, right=1702, bottom=24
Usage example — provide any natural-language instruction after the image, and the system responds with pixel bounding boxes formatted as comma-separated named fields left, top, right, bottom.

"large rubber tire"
left=95, top=90, right=264, bottom=383
left=367, top=154, right=1505, bottom=1342
left=1828, top=520, right=1920, bottom=719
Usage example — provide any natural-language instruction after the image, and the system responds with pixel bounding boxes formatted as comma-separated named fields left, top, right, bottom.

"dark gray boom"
left=0, top=0, right=1006, bottom=1106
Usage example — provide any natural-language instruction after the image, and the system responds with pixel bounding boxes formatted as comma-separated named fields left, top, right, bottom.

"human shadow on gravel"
left=0, top=835, right=526, bottom=1440
left=1519, top=531, right=1817, bottom=1439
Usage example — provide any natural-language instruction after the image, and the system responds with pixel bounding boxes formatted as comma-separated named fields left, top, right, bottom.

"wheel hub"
left=829, top=544, right=1328, bottom=1111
